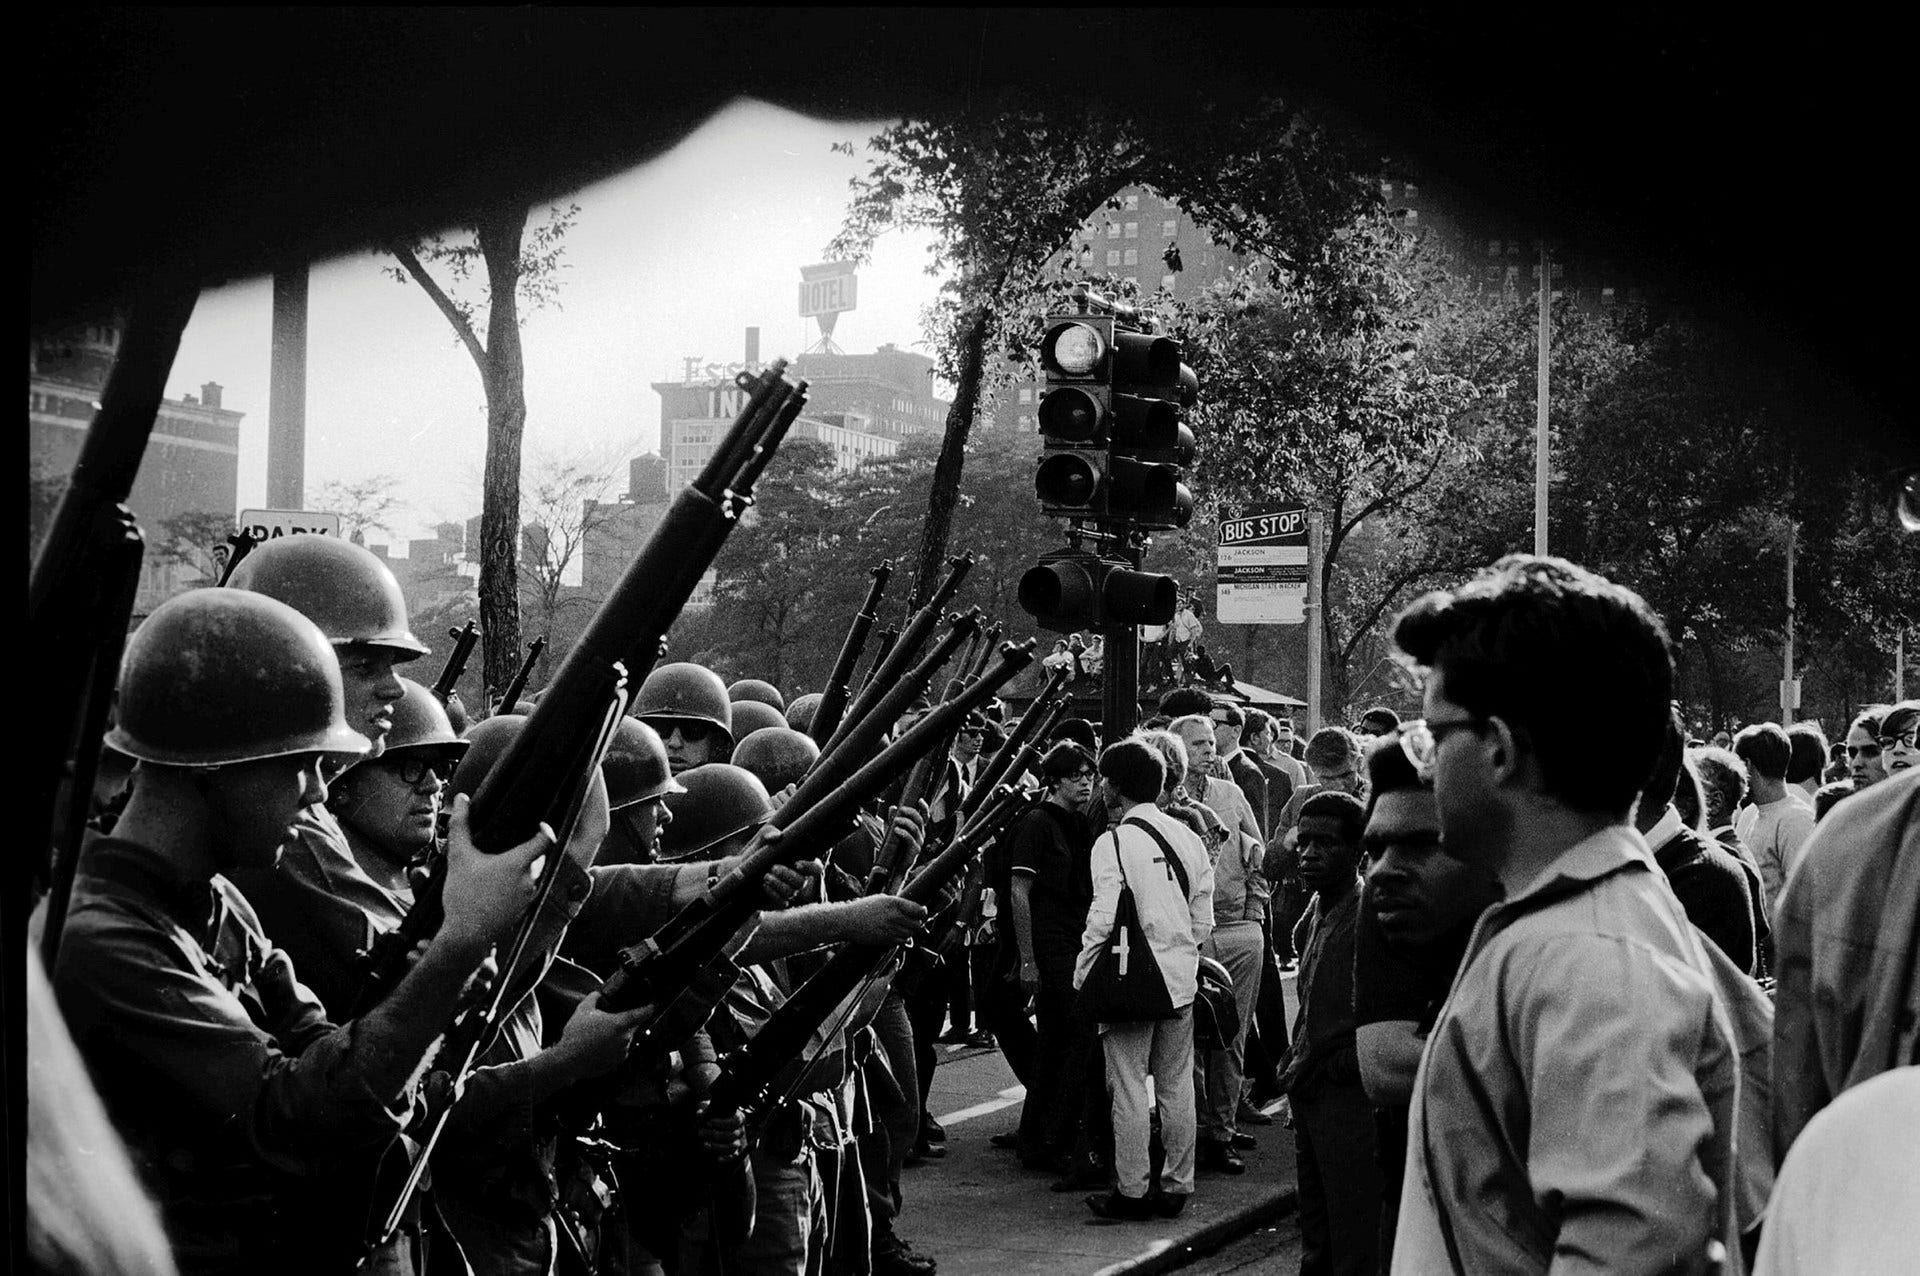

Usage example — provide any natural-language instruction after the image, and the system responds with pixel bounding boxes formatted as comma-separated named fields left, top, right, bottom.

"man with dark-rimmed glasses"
left=1385, top=555, right=1746, bottom=1274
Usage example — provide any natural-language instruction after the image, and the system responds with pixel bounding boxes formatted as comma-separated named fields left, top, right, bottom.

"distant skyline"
left=161, top=99, right=945, bottom=548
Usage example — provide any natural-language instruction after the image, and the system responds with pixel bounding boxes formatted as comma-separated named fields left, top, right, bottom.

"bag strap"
left=1123, top=816, right=1191, bottom=899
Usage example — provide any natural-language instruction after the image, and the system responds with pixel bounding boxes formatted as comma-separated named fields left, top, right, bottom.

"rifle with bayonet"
left=820, top=555, right=973, bottom=760
left=345, top=360, right=809, bottom=1022
left=591, top=640, right=1035, bottom=1055
left=705, top=783, right=1037, bottom=1127
left=432, top=621, right=480, bottom=706
left=496, top=634, right=546, bottom=711
left=808, top=561, right=890, bottom=745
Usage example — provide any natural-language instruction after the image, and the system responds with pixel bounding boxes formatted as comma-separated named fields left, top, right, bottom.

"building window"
left=1601, top=286, right=1617, bottom=304
left=1404, top=182, right=1420, bottom=199
left=1162, top=219, right=1178, bottom=237
left=1107, top=222, right=1120, bottom=238
left=1125, top=274, right=1138, bottom=286
left=1122, top=248, right=1139, bottom=266
left=1400, top=209, right=1419, bottom=225
left=1017, top=386, right=1033, bottom=403
left=1504, top=265, right=1520, bottom=288
left=1017, top=414, right=1034, bottom=430
left=1488, top=238, right=1502, bottom=256
left=1508, top=241, right=1521, bottom=256
left=1106, top=249, right=1121, bottom=266
left=1124, top=222, right=1137, bottom=239
left=1160, top=274, right=1177, bottom=291
left=1380, top=179, right=1394, bottom=197
left=1123, top=194, right=1139, bottom=210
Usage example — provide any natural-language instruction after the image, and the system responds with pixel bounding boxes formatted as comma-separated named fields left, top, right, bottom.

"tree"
left=702, top=438, right=842, bottom=689
left=386, top=201, right=578, bottom=695
left=1177, top=219, right=1504, bottom=710
left=149, top=509, right=237, bottom=590
left=827, top=94, right=1377, bottom=608
left=516, top=447, right=627, bottom=674
left=312, top=474, right=406, bottom=543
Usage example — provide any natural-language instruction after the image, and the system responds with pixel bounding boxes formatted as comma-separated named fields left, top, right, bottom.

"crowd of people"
left=25, top=535, right=1919, bottom=1276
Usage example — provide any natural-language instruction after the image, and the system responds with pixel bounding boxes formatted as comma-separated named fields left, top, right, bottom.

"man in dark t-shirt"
left=1003, top=741, right=1097, bottom=1168
left=1352, top=730, right=1501, bottom=1271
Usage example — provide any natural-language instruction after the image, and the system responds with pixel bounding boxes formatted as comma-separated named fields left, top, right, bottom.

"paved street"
left=901, top=975, right=1300, bottom=1276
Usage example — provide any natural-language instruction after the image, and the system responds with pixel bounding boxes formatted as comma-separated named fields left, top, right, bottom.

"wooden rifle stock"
left=432, top=621, right=480, bottom=705
left=347, top=362, right=806, bottom=1018
left=809, top=560, right=890, bottom=745
left=496, top=634, right=546, bottom=709
left=594, top=642, right=1035, bottom=1038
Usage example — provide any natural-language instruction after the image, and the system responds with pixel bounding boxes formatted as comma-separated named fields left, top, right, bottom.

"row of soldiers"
left=33, top=532, right=1015, bottom=1276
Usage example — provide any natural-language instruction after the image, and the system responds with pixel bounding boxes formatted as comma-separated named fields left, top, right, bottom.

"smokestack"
left=200, top=381, right=223, bottom=410
left=745, top=326, right=761, bottom=370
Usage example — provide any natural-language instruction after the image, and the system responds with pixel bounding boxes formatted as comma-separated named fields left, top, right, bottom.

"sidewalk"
left=899, top=976, right=1300, bottom=1276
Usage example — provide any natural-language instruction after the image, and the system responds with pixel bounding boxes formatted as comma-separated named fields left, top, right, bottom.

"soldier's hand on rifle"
left=842, top=894, right=930, bottom=945
left=438, top=794, right=557, bottom=955
left=888, top=801, right=929, bottom=863
left=552, top=989, right=651, bottom=1081
left=695, top=1100, right=748, bottom=1164
left=768, top=782, right=800, bottom=813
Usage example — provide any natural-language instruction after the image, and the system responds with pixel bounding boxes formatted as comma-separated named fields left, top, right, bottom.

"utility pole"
left=1782, top=511, right=1797, bottom=723
left=1306, top=509, right=1324, bottom=733
left=1534, top=241, right=1551, bottom=556
left=268, top=264, right=309, bottom=508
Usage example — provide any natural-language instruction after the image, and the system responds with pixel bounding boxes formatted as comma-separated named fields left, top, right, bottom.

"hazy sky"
left=162, top=99, right=944, bottom=547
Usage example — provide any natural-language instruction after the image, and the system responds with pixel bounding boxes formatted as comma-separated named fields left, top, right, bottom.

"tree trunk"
left=910, top=306, right=991, bottom=608
left=476, top=206, right=529, bottom=701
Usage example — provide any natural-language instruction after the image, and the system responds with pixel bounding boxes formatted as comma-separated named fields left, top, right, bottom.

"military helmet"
left=658, top=763, right=772, bottom=862
left=445, top=714, right=524, bottom=803
left=601, top=717, right=686, bottom=810
left=379, top=678, right=469, bottom=758
left=226, top=533, right=429, bottom=658
left=107, top=589, right=372, bottom=768
left=728, top=698, right=787, bottom=739
left=731, top=726, right=820, bottom=794
left=785, top=692, right=824, bottom=735
left=633, top=662, right=733, bottom=742
left=727, top=678, right=786, bottom=712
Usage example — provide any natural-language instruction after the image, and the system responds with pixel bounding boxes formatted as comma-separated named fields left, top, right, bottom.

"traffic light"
left=1017, top=547, right=1178, bottom=635
left=1033, top=302, right=1197, bottom=530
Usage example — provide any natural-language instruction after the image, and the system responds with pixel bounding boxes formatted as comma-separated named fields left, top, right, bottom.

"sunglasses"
left=383, top=754, right=454, bottom=786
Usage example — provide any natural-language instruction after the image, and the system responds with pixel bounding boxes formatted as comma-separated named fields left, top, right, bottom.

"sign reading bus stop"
left=1217, top=505, right=1310, bottom=624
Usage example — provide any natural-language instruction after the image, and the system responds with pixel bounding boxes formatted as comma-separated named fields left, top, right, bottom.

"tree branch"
left=388, top=242, right=489, bottom=377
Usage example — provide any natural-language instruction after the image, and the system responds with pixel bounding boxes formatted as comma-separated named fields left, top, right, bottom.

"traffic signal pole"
left=1100, top=621, right=1140, bottom=748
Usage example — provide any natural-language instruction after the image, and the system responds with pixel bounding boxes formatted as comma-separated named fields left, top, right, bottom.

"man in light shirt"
left=1734, top=723, right=1817, bottom=917
left=1076, top=738, right=1214, bottom=1222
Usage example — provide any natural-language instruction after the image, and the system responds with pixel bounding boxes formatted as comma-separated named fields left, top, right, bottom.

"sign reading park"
left=237, top=508, right=342, bottom=541
left=1216, top=505, right=1309, bottom=624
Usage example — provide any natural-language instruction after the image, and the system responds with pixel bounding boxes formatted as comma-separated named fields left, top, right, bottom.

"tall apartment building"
left=29, top=323, right=245, bottom=612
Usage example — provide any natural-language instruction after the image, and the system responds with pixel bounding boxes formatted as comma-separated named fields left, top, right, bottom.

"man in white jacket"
left=1076, top=737, right=1215, bottom=1221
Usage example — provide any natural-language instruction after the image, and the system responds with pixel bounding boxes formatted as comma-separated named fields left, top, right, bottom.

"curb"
left=1091, top=1185, right=1300, bottom=1276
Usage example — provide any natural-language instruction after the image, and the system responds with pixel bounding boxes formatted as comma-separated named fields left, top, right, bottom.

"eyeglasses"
left=1880, top=729, right=1917, bottom=750
left=1397, top=717, right=1483, bottom=781
left=385, top=755, right=453, bottom=786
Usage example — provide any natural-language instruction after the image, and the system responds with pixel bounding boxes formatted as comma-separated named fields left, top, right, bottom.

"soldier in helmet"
left=598, top=717, right=686, bottom=866
left=729, top=677, right=787, bottom=713
left=785, top=692, right=823, bottom=737
left=225, top=534, right=440, bottom=1013
left=734, top=726, right=821, bottom=799
left=50, top=589, right=553, bottom=1274
left=730, top=698, right=790, bottom=742
left=635, top=662, right=736, bottom=776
